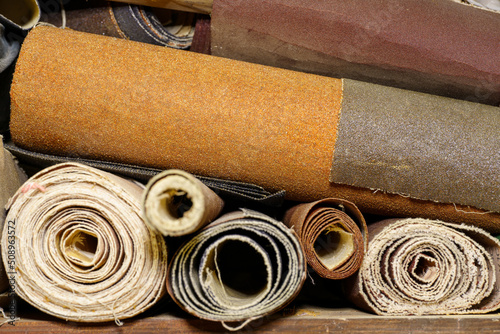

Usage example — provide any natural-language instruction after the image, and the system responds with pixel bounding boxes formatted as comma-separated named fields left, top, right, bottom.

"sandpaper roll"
left=0, top=162, right=168, bottom=323
left=109, top=0, right=212, bottom=14
left=142, top=169, right=224, bottom=236
left=167, top=209, right=306, bottom=329
left=464, top=0, right=500, bottom=11
left=211, top=0, right=500, bottom=106
left=40, top=0, right=196, bottom=49
left=0, top=0, right=40, bottom=33
left=9, top=26, right=500, bottom=233
left=283, top=198, right=367, bottom=280
left=344, top=218, right=500, bottom=315
left=0, top=138, right=27, bottom=294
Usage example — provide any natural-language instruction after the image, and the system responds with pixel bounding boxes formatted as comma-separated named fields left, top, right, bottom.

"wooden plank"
left=2, top=304, right=500, bottom=333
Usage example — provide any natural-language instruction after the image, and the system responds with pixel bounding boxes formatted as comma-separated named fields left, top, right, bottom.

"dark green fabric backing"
left=330, top=79, right=500, bottom=213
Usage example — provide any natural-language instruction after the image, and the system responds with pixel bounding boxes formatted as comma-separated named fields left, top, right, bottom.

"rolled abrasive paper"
left=40, top=0, right=196, bottom=49
left=0, top=0, right=40, bottom=32
left=344, top=218, right=500, bottom=315
left=142, top=169, right=224, bottom=236
left=210, top=0, right=500, bottom=105
left=108, top=0, right=212, bottom=14
left=167, top=209, right=307, bottom=329
left=9, top=26, right=500, bottom=233
left=283, top=198, right=367, bottom=280
left=1, top=162, right=168, bottom=323
left=3, top=142, right=287, bottom=207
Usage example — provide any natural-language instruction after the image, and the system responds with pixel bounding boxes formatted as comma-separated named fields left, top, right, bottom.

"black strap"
left=5, top=142, right=287, bottom=208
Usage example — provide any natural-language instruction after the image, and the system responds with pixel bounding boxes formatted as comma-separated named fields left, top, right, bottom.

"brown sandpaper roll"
left=9, top=26, right=500, bottom=233
left=142, top=169, right=224, bottom=236
left=283, top=198, right=367, bottom=280
left=344, top=218, right=500, bottom=315
left=211, top=0, right=500, bottom=106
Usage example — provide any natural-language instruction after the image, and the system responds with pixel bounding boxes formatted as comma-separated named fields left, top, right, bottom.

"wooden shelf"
left=3, top=301, right=500, bottom=333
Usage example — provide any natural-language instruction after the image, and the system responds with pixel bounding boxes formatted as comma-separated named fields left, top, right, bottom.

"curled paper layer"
left=345, top=218, right=500, bottom=315
left=283, top=198, right=367, bottom=280
left=167, top=209, right=307, bottom=328
left=142, top=169, right=224, bottom=236
left=1, top=162, right=168, bottom=323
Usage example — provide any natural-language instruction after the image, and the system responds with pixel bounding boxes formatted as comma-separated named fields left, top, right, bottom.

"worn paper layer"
left=0, top=138, right=27, bottom=294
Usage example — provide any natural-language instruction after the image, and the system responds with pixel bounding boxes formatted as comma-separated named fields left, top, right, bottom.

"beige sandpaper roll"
left=0, top=162, right=168, bottom=323
left=9, top=26, right=500, bottom=233
left=283, top=198, right=367, bottom=280
left=142, top=169, right=224, bottom=236
left=344, top=218, right=500, bottom=315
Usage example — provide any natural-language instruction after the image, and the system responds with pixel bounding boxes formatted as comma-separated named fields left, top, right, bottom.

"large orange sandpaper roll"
left=9, top=26, right=500, bottom=232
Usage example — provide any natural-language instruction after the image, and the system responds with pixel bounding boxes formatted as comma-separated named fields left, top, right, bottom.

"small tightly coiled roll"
left=142, top=169, right=224, bottom=236
left=1, top=162, right=168, bottom=323
left=167, top=209, right=307, bottom=330
left=345, top=218, right=500, bottom=315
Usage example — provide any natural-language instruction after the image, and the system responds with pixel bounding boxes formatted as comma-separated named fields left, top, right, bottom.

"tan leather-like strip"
left=283, top=198, right=367, bottom=280
left=332, top=78, right=500, bottom=213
